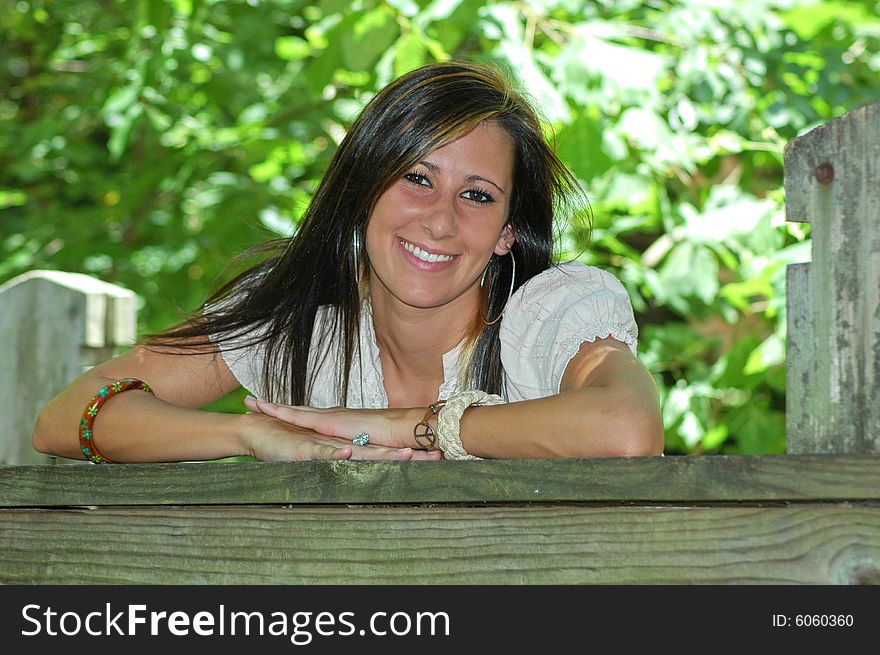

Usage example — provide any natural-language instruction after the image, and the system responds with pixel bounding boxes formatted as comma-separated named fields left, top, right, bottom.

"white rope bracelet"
left=436, top=389, right=504, bottom=460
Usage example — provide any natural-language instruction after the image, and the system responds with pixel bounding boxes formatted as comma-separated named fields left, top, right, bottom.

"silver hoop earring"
left=481, top=250, right=516, bottom=326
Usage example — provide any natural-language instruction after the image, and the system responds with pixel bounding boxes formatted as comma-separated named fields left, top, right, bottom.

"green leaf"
left=781, top=0, right=880, bottom=40
left=393, top=31, right=428, bottom=77
left=554, top=22, right=666, bottom=105
left=102, top=85, right=140, bottom=116
left=107, top=104, right=143, bottom=161
left=556, top=109, right=614, bottom=183
left=0, top=190, right=27, bottom=209
left=657, top=242, right=719, bottom=307
left=726, top=402, right=786, bottom=455
left=342, top=6, right=400, bottom=72
left=743, top=332, right=785, bottom=375
left=275, top=36, right=311, bottom=61
left=481, top=4, right=569, bottom=123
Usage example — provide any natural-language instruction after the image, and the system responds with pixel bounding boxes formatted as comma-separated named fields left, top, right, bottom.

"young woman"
left=33, top=61, right=664, bottom=462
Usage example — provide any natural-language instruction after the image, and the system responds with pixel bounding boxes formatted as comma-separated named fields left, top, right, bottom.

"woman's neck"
left=368, top=287, right=478, bottom=406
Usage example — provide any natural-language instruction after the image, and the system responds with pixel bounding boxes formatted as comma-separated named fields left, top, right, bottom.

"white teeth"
left=401, top=240, right=454, bottom=263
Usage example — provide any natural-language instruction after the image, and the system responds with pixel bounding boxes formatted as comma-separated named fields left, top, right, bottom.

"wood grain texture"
left=786, top=262, right=812, bottom=454
left=2, top=455, right=880, bottom=507
left=2, top=504, right=878, bottom=584
left=784, top=100, right=880, bottom=454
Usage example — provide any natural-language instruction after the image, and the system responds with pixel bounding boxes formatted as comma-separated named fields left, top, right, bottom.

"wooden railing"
left=1, top=101, right=878, bottom=584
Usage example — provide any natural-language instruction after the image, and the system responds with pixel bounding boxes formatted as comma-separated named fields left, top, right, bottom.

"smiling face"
left=365, top=121, right=516, bottom=316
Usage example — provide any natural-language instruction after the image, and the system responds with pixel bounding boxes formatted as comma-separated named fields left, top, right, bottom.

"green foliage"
left=3, top=0, right=878, bottom=452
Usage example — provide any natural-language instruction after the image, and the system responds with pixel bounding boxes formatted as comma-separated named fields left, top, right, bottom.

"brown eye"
left=404, top=172, right=431, bottom=187
left=462, top=188, right=495, bottom=204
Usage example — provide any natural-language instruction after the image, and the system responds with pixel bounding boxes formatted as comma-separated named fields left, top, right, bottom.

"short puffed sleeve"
left=499, top=261, right=639, bottom=400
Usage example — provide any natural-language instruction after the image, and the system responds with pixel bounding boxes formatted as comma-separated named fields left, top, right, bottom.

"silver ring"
left=352, top=433, right=369, bottom=446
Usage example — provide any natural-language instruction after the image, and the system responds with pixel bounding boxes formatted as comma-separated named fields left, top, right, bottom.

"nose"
left=418, top=195, right=458, bottom=240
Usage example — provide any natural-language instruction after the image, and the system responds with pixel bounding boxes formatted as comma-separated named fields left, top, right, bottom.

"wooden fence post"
left=0, top=270, right=137, bottom=465
left=785, top=100, right=880, bottom=454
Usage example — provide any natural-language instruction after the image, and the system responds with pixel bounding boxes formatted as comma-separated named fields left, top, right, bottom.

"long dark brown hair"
left=150, top=61, right=588, bottom=404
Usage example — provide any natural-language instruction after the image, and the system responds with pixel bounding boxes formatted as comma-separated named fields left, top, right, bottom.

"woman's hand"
left=243, top=396, right=442, bottom=460
left=243, top=402, right=440, bottom=461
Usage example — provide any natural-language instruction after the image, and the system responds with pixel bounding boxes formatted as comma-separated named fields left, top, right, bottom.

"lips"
left=399, top=239, right=455, bottom=263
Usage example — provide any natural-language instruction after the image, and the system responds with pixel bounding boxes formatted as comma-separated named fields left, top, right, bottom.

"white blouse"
left=217, top=261, right=639, bottom=407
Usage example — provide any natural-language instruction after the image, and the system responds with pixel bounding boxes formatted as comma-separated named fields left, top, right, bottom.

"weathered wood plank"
left=0, top=271, right=137, bottom=465
left=784, top=99, right=880, bottom=454
left=1, top=504, right=877, bottom=584
left=2, top=455, right=879, bottom=506
left=786, top=262, right=812, bottom=453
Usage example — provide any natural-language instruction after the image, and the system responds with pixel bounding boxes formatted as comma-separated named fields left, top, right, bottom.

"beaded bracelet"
left=79, top=377, right=154, bottom=464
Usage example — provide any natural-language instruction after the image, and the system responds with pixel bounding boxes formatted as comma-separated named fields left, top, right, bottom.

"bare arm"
left=33, top=341, right=253, bottom=462
left=32, top=339, right=436, bottom=462
left=250, top=336, right=664, bottom=458
left=455, top=337, right=664, bottom=458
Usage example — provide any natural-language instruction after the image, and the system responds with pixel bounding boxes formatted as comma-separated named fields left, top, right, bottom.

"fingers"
left=245, top=396, right=292, bottom=418
left=350, top=447, right=413, bottom=462
left=245, top=412, right=441, bottom=462
left=244, top=395, right=262, bottom=413
left=325, top=445, right=353, bottom=460
left=410, top=449, right=444, bottom=461
left=248, top=398, right=346, bottom=435
left=344, top=444, right=443, bottom=461
left=247, top=398, right=391, bottom=445
left=346, top=442, right=417, bottom=461
left=349, top=447, right=444, bottom=461
left=289, top=430, right=434, bottom=462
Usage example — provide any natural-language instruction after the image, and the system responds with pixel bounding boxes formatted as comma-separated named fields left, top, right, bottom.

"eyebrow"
left=418, top=160, right=506, bottom=195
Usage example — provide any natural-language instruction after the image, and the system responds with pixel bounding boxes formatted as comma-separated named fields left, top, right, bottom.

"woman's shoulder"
left=499, top=262, right=638, bottom=398
left=501, top=259, right=638, bottom=353
left=512, top=260, right=630, bottom=307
